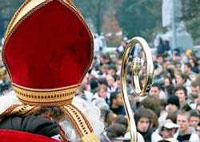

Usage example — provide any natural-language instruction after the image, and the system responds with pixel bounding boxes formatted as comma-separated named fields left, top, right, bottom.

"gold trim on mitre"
left=4, top=0, right=48, bottom=39
left=13, top=84, right=79, bottom=106
left=4, top=0, right=84, bottom=39
left=61, top=104, right=100, bottom=142
left=81, top=133, right=100, bottom=142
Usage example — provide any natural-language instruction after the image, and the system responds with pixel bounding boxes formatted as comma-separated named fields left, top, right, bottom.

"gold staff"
left=120, top=37, right=154, bottom=142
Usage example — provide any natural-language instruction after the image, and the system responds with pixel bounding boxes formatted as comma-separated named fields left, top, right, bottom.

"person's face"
left=157, top=56, right=164, bottom=64
left=160, top=128, right=176, bottom=138
left=191, top=86, right=199, bottom=98
left=189, top=116, right=199, bottom=129
left=175, top=75, right=184, bottom=86
left=183, top=65, right=189, bottom=74
left=106, top=75, right=115, bottom=86
left=116, top=94, right=123, bottom=106
left=107, top=69, right=116, bottom=76
left=177, top=114, right=189, bottom=133
left=150, top=87, right=160, bottom=98
left=166, top=104, right=178, bottom=113
left=173, top=53, right=180, bottom=61
left=98, top=88, right=107, bottom=99
left=137, top=117, right=150, bottom=132
left=164, top=78, right=170, bottom=86
left=100, top=56, right=109, bottom=64
left=175, top=90, right=186, bottom=103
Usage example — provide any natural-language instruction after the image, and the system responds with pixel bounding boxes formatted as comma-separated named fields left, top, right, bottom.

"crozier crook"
left=120, top=37, right=154, bottom=142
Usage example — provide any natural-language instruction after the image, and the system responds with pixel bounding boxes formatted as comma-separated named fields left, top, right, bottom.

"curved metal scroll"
left=120, top=37, right=154, bottom=142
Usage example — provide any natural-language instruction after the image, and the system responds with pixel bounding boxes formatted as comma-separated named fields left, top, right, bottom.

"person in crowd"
left=103, top=122, right=145, bottom=142
left=156, top=54, right=165, bottom=66
left=157, top=38, right=167, bottom=55
left=110, top=92, right=125, bottom=115
left=150, top=83, right=167, bottom=100
left=150, top=83, right=161, bottom=98
left=154, top=55, right=164, bottom=83
left=104, top=110, right=118, bottom=127
left=97, top=64, right=108, bottom=78
left=100, top=54, right=112, bottom=65
left=116, top=39, right=128, bottom=57
left=183, top=63, right=197, bottom=81
left=151, top=119, right=179, bottom=142
left=172, top=49, right=181, bottom=65
left=106, top=74, right=117, bottom=93
left=188, top=57, right=199, bottom=73
left=116, top=59, right=122, bottom=76
left=89, top=77, right=99, bottom=94
left=115, top=76, right=121, bottom=93
left=175, top=111, right=199, bottom=142
left=175, top=73, right=191, bottom=94
left=166, top=95, right=180, bottom=114
left=104, top=123, right=127, bottom=142
left=94, top=84, right=110, bottom=100
left=107, top=65, right=117, bottom=79
left=113, top=115, right=128, bottom=128
left=141, top=96, right=162, bottom=118
left=163, top=76, right=174, bottom=97
left=189, top=110, right=200, bottom=130
left=158, top=95, right=179, bottom=130
left=174, top=86, right=191, bottom=111
left=94, top=34, right=103, bottom=55
left=134, top=108, right=156, bottom=142
left=188, top=81, right=200, bottom=109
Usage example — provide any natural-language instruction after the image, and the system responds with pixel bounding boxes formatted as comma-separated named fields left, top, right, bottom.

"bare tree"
left=74, top=0, right=110, bottom=35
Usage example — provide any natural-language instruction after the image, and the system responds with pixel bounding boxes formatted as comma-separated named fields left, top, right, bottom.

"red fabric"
left=0, top=129, right=62, bottom=142
left=4, top=0, right=93, bottom=89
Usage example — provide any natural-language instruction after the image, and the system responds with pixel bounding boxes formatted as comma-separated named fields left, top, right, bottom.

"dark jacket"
left=138, top=128, right=155, bottom=142
left=0, top=115, right=60, bottom=137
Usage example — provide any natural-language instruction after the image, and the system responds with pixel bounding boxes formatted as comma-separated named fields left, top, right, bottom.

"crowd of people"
left=0, top=39, right=200, bottom=142
left=76, top=38, right=200, bottom=142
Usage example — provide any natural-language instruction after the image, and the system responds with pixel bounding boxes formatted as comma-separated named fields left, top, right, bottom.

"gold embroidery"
left=11, top=105, right=35, bottom=115
left=0, top=105, right=40, bottom=118
left=61, top=105, right=99, bottom=142
left=81, top=133, right=100, bottom=142
left=13, top=85, right=78, bottom=105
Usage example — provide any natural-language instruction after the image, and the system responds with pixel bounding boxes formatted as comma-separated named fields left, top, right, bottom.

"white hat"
left=124, top=132, right=145, bottom=142
left=162, top=119, right=179, bottom=129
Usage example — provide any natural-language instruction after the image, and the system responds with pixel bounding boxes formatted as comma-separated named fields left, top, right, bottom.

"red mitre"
left=3, top=0, right=93, bottom=105
left=0, top=129, right=63, bottom=142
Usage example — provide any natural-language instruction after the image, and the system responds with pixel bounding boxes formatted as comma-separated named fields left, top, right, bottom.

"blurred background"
left=0, top=0, right=200, bottom=49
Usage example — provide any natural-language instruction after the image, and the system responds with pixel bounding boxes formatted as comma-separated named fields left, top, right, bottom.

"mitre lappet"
left=0, top=0, right=100, bottom=141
